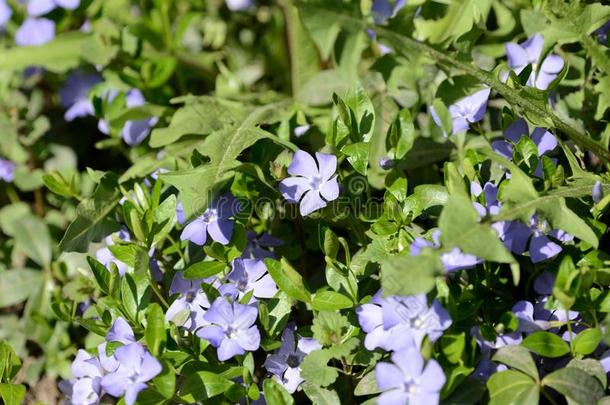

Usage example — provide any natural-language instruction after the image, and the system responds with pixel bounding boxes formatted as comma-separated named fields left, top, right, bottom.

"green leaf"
left=0, top=32, right=91, bottom=73
left=263, top=378, right=294, bottom=405
left=149, top=97, right=245, bottom=147
left=59, top=173, right=120, bottom=252
left=542, top=367, right=604, bottom=404
left=0, top=340, right=22, bottom=382
left=0, top=383, right=26, bottom=405
left=492, top=345, right=539, bottom=380
left=380, top=252, right=442, bottom=296
left=153, top=363, right=176, bottom=399
left=161, top=104, right=294, bottom=218
left=265, top=258, right=311, bottom=303
left=573, top=328, right=602, bottom=356
left=145, top=303, right=167, bottom=357
left=179, top=371, right=235, bottom=402
left=151, top=195, right=177, bottom=245
left=299, top=350, right=339, bottom=387
left=87, top=256, right=111, bottom=295
left=12, top=215, right=52, bottom=267
left=342, top=142, right=370, bottom=175
left=487, top=370, right=539, bottom=405
left=414, top=0, right=492, bottom=46
left=311, top=291, right=353, bottom=311
left=0, top=269, right=43, bottom=308
left=439, top=194, right=519, bottom=283
left=354, top=370, right=381, bottom=396
left=567, top=358, right=607, bottom=390
left=311, top=311, right=350, bottom=346
left=184, top=261, right=227, bottom=279
left=301, top=382, right=341, bottom=405
left=521, top=331, right=570, bottom=358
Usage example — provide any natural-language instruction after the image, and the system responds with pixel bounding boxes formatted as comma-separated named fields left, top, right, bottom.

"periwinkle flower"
left=121, top=89, right=159, bottom=146
left=165, top=272, right=211, bottom=331
left=58, top=350, right=104, bottom=405
left=226, top=258, right=277, bottom=302
left=357, top=291, right=451, bottom=351
left=0, top=0, right=12, bottom=28
left=196, top=297, right=260, bottom=361
left=430, top=88, right=491, bottom=135
left=180, top=193, right=238, bottom=246
left=505, top=33, right=564, bottom=90
left=100, top=343, right=162, bottom=405
left=176, top=201, right=186, bottom=225
left=243, top=231, right=282, bottom=260
left=410, top=230, right=481, bottom=272
left=594, top=21, right=610, bottom=45
left=225, top=0, right=253, bottom=11
left=593, top=180, right=603, bottom=203
left=375, top=346, right=446, bottom=405
left=27, top=0, right=79, bottom=16
left=0, top=158, right=15, bottom=182
left=279, top=150, right=340, bottom=216
left=15, top=17, right=55, bottom=46
left=15, top=18, right=55, bottom=46
left=492, top=118, right=557, bottom=177
left=372, top=0, right=407, bottom=24
left=264, top=325, right=321, bottom=393
left=471, top=181, right=501, bottom=217
left=293, top=124, right=310, bottom=138
left=60, top=71, right=102, bottom=121
left=379, top=156, right=394, bottom=170
left=495, top=214, right=572, bottom=263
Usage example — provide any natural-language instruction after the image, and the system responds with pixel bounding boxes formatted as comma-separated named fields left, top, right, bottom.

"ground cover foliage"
left=0, top=0, right=610, bottom=404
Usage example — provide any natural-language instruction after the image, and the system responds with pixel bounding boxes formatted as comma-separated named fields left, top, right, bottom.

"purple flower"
left=594, top=21, right=610, bottom=45
left=106, top=317, right=136, bottom=344
left=27, top=0, right=79, bottom=16
left=180, top=193, right=238, bottom=246
left=293, top=124, right=310, bottom=138
left=375, top=346, right=446, bottom=405
left=379, top=156, right=394, bottom=170
left=176, top=201, right=186, bottom=224
left=100, top=343, right=162, bottom=405
left=593, top=180, right=603, bottom=203
left=121, top=89, right=158, bottom=146
left=357, top=291, right=451, bottom=351
left=279, top=150, right=340, bottom=216
left=225, top=0, right=253, bottom=11
left=505, top=33, right=564, bottom=90
left=95, top=229, right=131, bottom=276
left=495, top=214, right=572, bottom=263
left=165, top=272, right=211, bottom=331
left=372, top=0, right=407, bottom=24
left=58, top=350, right=104, bottom=405
left=15, top=17, right=55, bottom=46
left=264, top=325, right=321, bottom=393
left=60, top=71, right=101, bottom=121
left=243, top=231, right=282, bottom=260
left=226, top=258, right=277, bottom=302
left=196, top=298, right=260, bottom=361
left=492, top=118, right=557, bottom=177
left=0, top=158, right=15, bottom=182
left=410, top=230, right=481, bottom=272
left=471, top=182, right=501, bottom=217
left=430, top=88, right=491, bottom=135
left=0, top=0, right=12, bottom=28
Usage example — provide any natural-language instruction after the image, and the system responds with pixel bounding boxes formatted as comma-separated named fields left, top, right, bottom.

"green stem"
left=372, top=25, right=610, bottom=163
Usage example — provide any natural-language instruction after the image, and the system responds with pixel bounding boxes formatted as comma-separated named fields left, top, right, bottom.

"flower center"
left=237, top=279, right=248, bottom=292
left=309, top=176, right=323, bottom=191
left=226, top=326, right=238, bottom=339
left=403, top=381, right=418, bottom=394
left=286, top=354, right=301, bottom=368
left=202, top=209, right=218, bottom=224
left=412, top=317, right=424, bottom=329
left=186, top=291, right=196, bottom=302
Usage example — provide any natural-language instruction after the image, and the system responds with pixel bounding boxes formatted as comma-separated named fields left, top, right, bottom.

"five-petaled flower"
left=60, top=71, right=101, bottom=121
left=264, top=325, right=321, bottom=393
left=279, top=150, right=340, bottom=216
left=180, top=193, right=238, bottom=245
left=165, top=271, right=212, bottom=331
left=505, top=33, right=564, bottom=90
left=375, top=346, right=446, bottom=405
left=226, top=258, right=277, bottom=302
left=197, top=297, right=261, bottom=361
